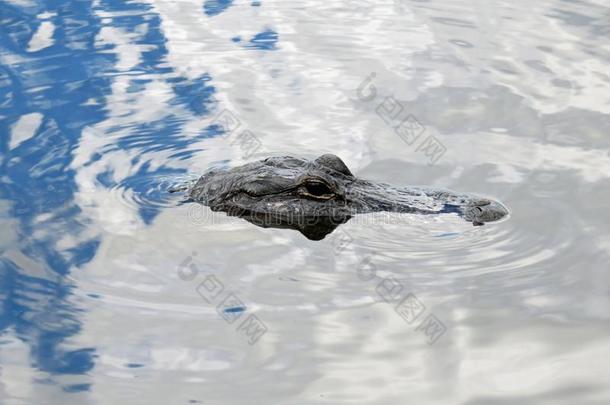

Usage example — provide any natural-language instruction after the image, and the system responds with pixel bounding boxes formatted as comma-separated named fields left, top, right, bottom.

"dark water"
left=1, top=0, right=609, bottom=403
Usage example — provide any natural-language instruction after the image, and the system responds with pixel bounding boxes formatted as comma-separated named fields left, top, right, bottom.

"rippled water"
left=1, top=0, right=609, bottom=403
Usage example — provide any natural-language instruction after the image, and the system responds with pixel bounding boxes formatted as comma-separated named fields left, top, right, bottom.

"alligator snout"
left=462, top=199, right=509, bottom=226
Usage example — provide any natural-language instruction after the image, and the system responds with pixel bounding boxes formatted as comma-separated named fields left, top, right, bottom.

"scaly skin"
left=187, top=154, right=508, bottom=239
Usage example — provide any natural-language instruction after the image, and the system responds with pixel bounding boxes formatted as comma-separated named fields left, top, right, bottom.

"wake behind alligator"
left=181, top=154, right=509, bottom=240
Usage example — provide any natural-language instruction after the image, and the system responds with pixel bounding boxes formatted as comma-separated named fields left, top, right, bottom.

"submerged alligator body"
left=186, top=154, right=508, bottom=239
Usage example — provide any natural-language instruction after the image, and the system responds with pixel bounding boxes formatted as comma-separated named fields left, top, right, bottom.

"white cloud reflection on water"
left=70, top=0, right=610, bottom=403
left=3, top=0, right=610, bottom=403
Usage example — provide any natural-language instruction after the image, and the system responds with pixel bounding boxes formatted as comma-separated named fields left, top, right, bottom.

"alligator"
left=183, top=154, right=508, bottom=240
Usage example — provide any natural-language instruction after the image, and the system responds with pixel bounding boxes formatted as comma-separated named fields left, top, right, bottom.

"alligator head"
left=188, top=154, right=508, bottom=240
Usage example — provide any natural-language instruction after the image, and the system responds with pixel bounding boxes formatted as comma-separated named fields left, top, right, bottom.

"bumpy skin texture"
left=188, top=154, right=508, bottom=239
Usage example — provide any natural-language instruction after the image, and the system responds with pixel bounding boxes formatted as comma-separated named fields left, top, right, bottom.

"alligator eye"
left=301, top=180, right=335, bottom=199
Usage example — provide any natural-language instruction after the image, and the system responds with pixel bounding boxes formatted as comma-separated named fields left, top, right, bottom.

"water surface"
left=1, top=0, right=610, bottom=403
